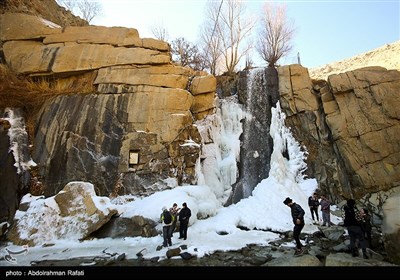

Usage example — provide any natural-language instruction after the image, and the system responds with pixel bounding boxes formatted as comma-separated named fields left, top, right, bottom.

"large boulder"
left=381, top=192, right=400, bottom=265
left=7, top=182, right=117, bottom=246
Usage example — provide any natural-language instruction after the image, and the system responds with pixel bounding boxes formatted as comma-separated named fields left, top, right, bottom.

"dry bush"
left=0, top=63, right=97, bottom=148
left=0, top=63, right=96, bottom=110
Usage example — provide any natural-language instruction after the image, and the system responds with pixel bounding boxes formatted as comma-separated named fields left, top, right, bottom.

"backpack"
left=163, top=211, right=172, bottom=224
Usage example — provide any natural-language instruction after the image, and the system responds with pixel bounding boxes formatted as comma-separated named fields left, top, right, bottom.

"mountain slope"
left=0, top=0, right=87, bottom=27
left=309, top=40, right=400, bottom=80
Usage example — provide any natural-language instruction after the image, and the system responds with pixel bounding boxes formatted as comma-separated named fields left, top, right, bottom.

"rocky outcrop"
left=1, top=9, right=399, bottom=265
left=0, top=120, right=22, bottom=224
left=90, top=216, right=158, bottom=239
left=279, top=65, right=400, bottom=200
left=278, top=64, right=346, bottom=199
left=325, top=67, right=400, bottom=196
left=7, top=181, right=118, bottom=246
left=0, top=12, right=61, bottom=41
left=0, top=13, right=215, bottom=119
left=32, top=89, right=200, bottom=196
left=278, top=65, right=400, bottom=264
left=0, top=0, right=88, bottom=28
left=0, top=13, right=216, bottom=198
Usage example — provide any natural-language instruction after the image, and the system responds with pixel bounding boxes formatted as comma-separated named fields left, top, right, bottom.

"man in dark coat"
left=283, top=197, right=305, bottom=255
left=342, top=199, right=369, bottom=259
left=308, top=192, right=320, bottom=224
left=178, top=202, right=191, bottom=240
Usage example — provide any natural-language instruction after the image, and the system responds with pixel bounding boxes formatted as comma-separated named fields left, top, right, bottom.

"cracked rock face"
left=279, top=64, right=400, bottom=200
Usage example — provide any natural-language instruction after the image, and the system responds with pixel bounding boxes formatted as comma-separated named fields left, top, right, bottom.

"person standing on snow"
left=178, top=202, right=191, bottom=240
left=283, top=197, right=306, bottom=255
left=308, top=192, right=320, bottom=224
left=160, top=206, right=174, bottom=247
left=169, top=203, right=181, bottom=237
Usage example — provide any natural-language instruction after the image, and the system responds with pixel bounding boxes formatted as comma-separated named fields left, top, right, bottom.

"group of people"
left=159, top=194, right=372, bottom=258
left=283, top=194, right=372, bottom=258
left=342, top=199, right=372, bottom=259
left=160, top=202, right=192, bottom=247
left=307, top=192, right=334, bottom=226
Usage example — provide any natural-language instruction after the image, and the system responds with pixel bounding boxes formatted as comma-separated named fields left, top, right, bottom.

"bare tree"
left=244, top=52, right=254, bottom=70
left=56, top=0, right=102, bottom=23
left=171, top=37, right=205, bottom=71
left=255, top=2, right=295, bottom=67
left=77, top=0, right=102, bottom=23
left=150, top=20, right=169, bottom=41
left=200, top=0, right=254, bottom=76
left=200, top=31, right=222, bottom=75
left=199, top=0, right=223, bottom=75
left=218, top=0, right=254, bottom=75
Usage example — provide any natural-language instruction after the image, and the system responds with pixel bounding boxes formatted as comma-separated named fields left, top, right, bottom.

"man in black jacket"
left=178, top=202, right=191, bottom=240
left=283, top=197, right=305, bottom=255
left=342, top=199, right=369, bottom=259
left=308, top=192, right=320, bottom=224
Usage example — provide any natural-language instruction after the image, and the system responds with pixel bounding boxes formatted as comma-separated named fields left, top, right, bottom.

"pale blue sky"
left=91, top=0, right=399, bottom=69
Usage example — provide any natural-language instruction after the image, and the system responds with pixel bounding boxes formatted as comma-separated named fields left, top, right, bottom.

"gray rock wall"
left=32, top=89, right=201, bottom=197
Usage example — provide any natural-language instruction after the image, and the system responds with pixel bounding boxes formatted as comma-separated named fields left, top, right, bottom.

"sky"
left=90, top=0, right=400, bottom=69
left=0, top=95, right=342, bottom=270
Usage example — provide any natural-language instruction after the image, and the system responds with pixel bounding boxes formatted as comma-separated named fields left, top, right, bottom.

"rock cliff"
left=1, top=2, right=399, bottom=264
left=0, top=12, right=216, bottom=218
